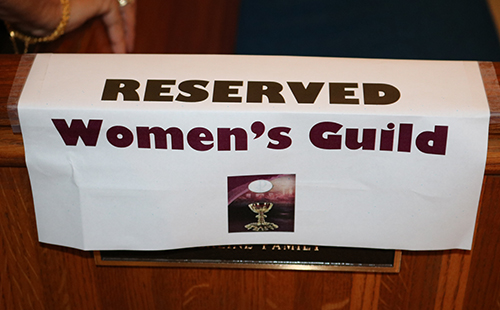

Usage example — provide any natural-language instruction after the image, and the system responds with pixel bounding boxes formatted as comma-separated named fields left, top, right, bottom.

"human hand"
left=66, top=0, right=136, bottom=53
left=0, top=0, right=136, bottom=53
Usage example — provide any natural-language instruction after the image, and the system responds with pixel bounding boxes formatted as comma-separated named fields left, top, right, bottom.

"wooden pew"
left=1, top=54, right=500, bottom=310
left=1, top=0, right=500, bottom=306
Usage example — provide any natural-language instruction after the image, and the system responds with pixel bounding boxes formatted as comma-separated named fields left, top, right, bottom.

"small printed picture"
left=228, top=174, right=295, bottom=233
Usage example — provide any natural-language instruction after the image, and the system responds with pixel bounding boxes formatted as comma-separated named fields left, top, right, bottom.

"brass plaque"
left=95, top=245, right=401, bottom=272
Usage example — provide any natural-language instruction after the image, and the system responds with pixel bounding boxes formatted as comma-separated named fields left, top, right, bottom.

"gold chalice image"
left=245, top=202, right=279, bottom=231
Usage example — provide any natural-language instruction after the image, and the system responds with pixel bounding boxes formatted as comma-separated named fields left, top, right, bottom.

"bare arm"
left=0, top=0, right=136, bottom=53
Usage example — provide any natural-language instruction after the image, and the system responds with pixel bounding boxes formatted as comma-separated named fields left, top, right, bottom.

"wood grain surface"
left=1, top=166, right=498, bottom=309
left=1, top=0, right=500, bottom=309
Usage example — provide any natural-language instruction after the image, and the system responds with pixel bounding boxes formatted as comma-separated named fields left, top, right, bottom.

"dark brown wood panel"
left=0, top=55, right=22, bottom=127
left=134, top=0, right=240, bottom=54
left=94, top=266, right=355, bottom=309
left=464, top=175, right=500, bottom=309
left=0, top=167, right=45, bottom=310
left=378, top=251, right=443, bottom=309
left=34, top=0, right=240, bottom=55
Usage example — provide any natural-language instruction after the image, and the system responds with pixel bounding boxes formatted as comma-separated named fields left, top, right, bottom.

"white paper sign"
left=18, top=54, right=489, bottom=251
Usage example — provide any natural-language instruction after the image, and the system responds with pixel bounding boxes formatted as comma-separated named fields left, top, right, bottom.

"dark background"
left=236, top=0, right=500, bottom=60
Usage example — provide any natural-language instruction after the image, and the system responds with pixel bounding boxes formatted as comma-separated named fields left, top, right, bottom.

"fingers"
left=120, top=1, right=136, bottom=52
left=101, top=0, right=127, bottom=53
left=67, top=0, right=135, bottom=53
left=102, top=0, right=136, bottom=53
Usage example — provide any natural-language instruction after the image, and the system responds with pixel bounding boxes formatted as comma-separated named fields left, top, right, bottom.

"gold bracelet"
left=4, top=0, right=71, bottom=54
